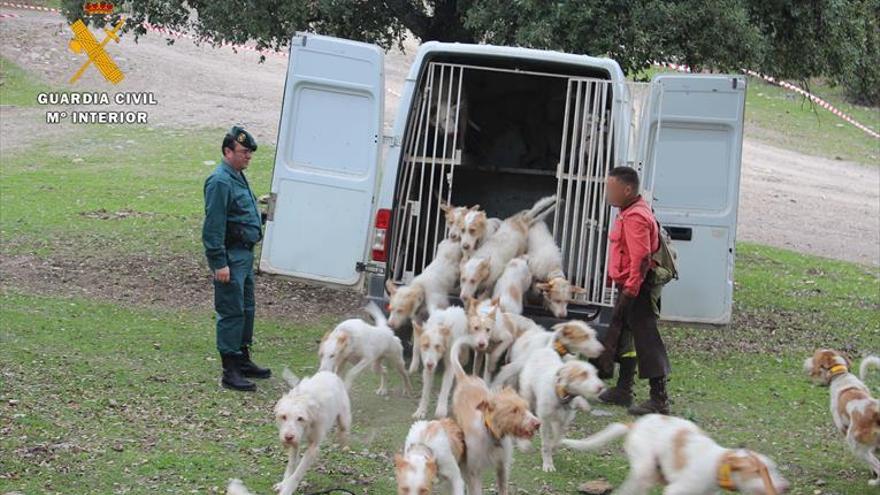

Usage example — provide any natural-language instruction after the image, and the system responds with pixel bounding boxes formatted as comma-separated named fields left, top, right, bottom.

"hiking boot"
left=220, top=353, right=256, bottom=391
left=238, top=346, right=271, bottom=379
left=628, top=376, right=670, bottom=415
left=598, top=357, right=636, bottom=407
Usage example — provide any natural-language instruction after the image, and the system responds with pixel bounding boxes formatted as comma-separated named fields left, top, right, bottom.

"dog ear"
left=570, top=285, right=587, bottom=294
left=385, top=279, right=397, bottom=296
left=476, top=399, right=494, bottom=413
left=337, top=334, right=348, bottom=346
left=440, top=325, right=451, bottom=337
left=535, top=282, right=550, bottom=292
left=469, top=204, right=481, bottom=211
left=412, top=321, right=423, bottom=334
left=425, top=457, right=438, bottom=479
left=394, top=453, right=408, bottom=471
left=439, top=202, right=451, bottom=215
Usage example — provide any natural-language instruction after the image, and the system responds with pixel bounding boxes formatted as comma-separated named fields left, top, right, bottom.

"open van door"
left=641, top=74, right=747, bottom=325
left=260, top=33, right=384, bottom=289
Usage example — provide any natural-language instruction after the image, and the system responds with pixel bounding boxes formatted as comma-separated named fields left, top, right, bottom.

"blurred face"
left=224, top=141, right=253, bottom=170
left=605, top=176, right=635, bottom=208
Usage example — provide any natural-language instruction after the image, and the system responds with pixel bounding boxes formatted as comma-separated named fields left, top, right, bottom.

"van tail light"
left=371, top=208, right=391, bottom=262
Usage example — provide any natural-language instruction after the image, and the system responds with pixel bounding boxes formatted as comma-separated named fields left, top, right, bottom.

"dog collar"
left=829, top=364, right=848, bottom=377
left=483, top=411, right=502, bottom=443
left=717, top=461, right=736, bottom=491
left=553, top=339, right=569, bottom=357
left=555, top=383, right=575, bottom=406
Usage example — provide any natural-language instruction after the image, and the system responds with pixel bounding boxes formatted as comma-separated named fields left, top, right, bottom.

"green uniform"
left=203, top=160, right=263, bottom=355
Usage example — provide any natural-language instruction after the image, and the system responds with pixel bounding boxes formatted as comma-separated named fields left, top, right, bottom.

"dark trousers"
left=213, top=248, right=255, bottom=355
left=603, top=278, right=670, bottom=379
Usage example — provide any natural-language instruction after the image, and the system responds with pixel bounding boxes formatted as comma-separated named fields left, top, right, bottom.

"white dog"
left=492, top=256, right=532, bottom=315
left=271, top=369, right=352, bottom=495
left=412, top=306, right=469, bottom=419
left=318, top=302, right=411, bottom=396
left=563, top=414, right=790, bottom=495
left=440, top=202, right=471, bottom=243
left=493, top=320, right=603, bottom=391
left=387, top=239, right=462, bottom=329
left=527, top=221, right=586, bottom=318
left=805, top=349, right=880, bottom=485
left=450, top=337, right=542, bottom=495
left=396, top=418, right=467, bottom=495
left=460, top=208, right=502, bottom=260
left=459, top=196, right=556, bottom=300
left=516, top=348, right=605, bottom=472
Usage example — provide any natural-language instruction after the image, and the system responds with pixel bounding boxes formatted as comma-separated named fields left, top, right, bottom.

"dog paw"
left=869, top=478, right=879, bottom=487
left=542, top=462, right=556, bottom=473
left=273, top=481, right=283, bottom=492
left=375, top=387, right=388, bottom=396
left=412, top=407, right=427, bottom=419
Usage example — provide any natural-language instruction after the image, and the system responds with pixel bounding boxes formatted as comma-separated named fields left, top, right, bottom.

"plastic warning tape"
left=656, top=61, right=879, bottom=139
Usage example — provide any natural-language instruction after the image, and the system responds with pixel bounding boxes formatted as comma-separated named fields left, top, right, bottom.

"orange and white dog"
left=450, top=336, right=541, bottom=495
left=804, top=349, right=880, bottom=486
left=395, top=418, right=467, bottom=495
left=563, top=414, right=789, bottom=495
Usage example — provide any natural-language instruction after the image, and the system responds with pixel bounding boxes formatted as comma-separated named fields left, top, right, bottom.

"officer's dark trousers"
left=214, top=247, right=255, bottom=355
left=610, top=278, right=671, bottom=379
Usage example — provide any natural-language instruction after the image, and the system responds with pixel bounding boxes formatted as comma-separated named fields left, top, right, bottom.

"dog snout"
left=462, top=243, right=471, bottom=251
left=529, top=417, right=542, bottom=432
left=283, top=433, right=297, bottom=446
left=477, top=341, right=488, bottom=351
left=425, top=361, right=436, bottom=370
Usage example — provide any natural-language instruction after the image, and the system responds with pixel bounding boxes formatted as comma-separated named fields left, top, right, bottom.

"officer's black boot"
left=238, top=346, right=271, bottom=379
left=220, top=353, right=256, bottom=391
left=628, top=376, right=670, bottom=415
left=598, top=357, right=636, bottom=407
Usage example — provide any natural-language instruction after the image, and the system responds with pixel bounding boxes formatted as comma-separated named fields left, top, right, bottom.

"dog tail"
left=860, top=355, right=880, bottom=381
left=226, top=479, right=255, bottom=495
left=560, top=422, right=631, bottom=451
left=450, top=336, right=472, bottom=382
left=282, top=367, right=300, bottom=389
left=365, top=301, right=388, bottom=329
left=522, top=195, right=557, bottom=225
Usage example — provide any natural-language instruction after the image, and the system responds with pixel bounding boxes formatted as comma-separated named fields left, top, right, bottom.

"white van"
left=259, top=32, right=746, bottom=334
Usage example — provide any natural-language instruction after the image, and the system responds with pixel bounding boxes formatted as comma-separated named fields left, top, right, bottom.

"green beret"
left=228, top=125, right=257, bottom=151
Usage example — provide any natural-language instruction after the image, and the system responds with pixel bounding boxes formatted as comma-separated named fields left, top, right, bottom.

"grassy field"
left=0, top=56, right=54, bottom=107
left=744, top=78, right=879, bottom=166
left=1, top=243, right=878, bottom=495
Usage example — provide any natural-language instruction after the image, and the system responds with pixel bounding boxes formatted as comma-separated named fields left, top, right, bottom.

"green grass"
left=1, top=243, right=878, bottom=494
left=0, top=57, right=55, bottom=107
left=0, top=125, right=274, bottom=258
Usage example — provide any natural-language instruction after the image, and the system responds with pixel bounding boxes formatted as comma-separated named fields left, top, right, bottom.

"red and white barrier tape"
left=656, top=61, right=879, bottom=139
left=0, top=2, right=57, bottom=12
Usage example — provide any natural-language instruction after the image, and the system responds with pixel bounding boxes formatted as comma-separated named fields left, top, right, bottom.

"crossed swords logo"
left=68, top=17, right=126, bottom=84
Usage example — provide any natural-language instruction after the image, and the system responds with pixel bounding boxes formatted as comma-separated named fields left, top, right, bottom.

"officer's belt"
left=225, top=240, right=255, bottom=250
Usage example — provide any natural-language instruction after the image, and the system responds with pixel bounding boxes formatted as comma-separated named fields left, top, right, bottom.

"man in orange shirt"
left=598, top=166, right=670, bottom=415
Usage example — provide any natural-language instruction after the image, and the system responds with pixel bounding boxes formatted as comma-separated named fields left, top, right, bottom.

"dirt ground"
left=1, top=7, right=878, bottom=267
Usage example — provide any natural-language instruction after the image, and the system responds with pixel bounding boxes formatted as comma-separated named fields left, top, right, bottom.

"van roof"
left=413, top=41, right=625, bottom=82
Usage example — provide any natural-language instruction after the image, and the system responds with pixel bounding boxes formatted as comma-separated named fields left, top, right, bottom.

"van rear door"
left=641, top=74, right=747, bottom=325
left=260, top=33, right=384, bottom=289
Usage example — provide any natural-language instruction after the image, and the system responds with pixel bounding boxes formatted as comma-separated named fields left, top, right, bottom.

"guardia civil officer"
left=203, top=126, right=271, bottom=391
